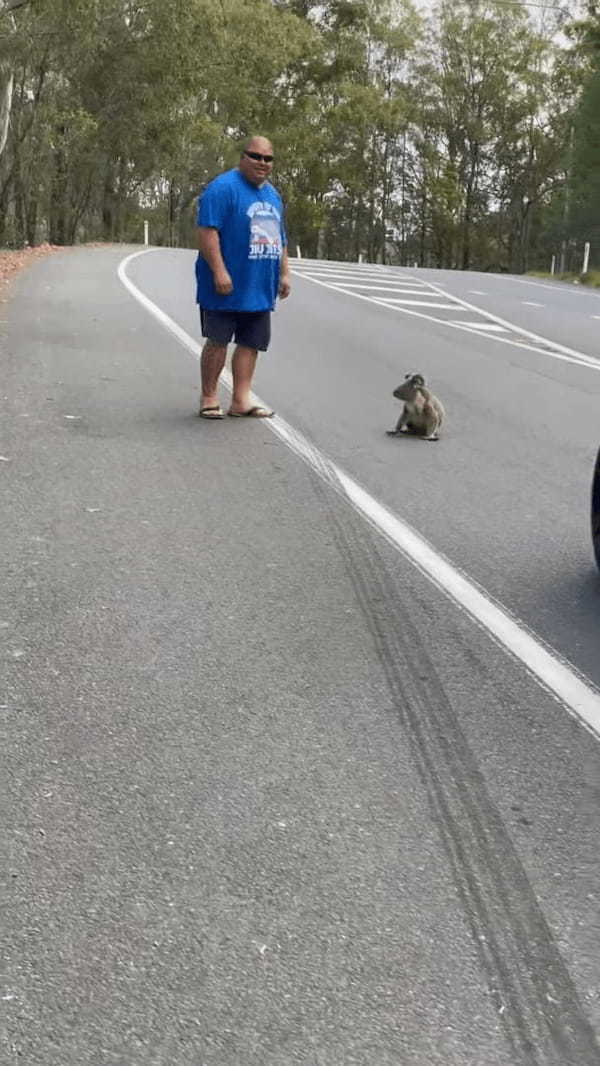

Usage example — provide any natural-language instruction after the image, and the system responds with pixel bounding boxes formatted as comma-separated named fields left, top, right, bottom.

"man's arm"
left=197, top=226, right=233, bottom=295
left=278, top=246, right=291, bottom=299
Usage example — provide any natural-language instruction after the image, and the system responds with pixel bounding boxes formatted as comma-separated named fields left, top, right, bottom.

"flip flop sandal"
left=199, top=406, right=224, bottom=419
left=227, top=406, right=274, bottom=418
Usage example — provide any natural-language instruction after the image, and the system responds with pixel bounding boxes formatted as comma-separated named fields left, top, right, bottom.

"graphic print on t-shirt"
left=247, top=201, right=282, bottom=260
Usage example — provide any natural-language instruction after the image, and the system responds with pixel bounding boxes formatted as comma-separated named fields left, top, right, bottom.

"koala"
left=387, top=373, right=445, bottom=442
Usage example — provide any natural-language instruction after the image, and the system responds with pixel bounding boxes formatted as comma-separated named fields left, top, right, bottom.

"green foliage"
left=568, top=9, right=600, bottom=261
left=0, top=0, right=594, bottom=272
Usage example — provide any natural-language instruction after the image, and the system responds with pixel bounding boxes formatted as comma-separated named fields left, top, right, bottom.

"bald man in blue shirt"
left=195, top=136, right=290, bottom=419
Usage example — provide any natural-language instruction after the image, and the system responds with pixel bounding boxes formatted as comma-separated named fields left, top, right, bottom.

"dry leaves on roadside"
left=0, top=243, right=63, bottom=297
left=0, top=242, right=120, bottom=300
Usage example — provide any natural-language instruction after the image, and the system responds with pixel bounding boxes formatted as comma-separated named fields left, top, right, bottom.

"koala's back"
left=422, top=388, right=445, bottom=426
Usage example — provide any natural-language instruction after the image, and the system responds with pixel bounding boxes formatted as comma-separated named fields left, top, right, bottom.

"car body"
left=592, top=447, right=600, bottom=571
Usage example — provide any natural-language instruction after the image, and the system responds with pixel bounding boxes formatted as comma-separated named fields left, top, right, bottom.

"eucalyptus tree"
left=567, top=5, right=600, bottom=267
left=0, top=0, right=32, bottom=157
left=0, top=0, right=585, bottom=273
left=407, top=0, right=570, bottom=271
left=277, top=0, right=422, bottom=261
left=0, top=0, right=315, bottom=245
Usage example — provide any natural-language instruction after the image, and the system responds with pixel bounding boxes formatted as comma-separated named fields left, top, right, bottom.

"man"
left=195, top=135, right=290, bottom=419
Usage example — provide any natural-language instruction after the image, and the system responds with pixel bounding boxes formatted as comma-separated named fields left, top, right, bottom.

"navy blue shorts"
left=200, top=308, right=271, bottom=352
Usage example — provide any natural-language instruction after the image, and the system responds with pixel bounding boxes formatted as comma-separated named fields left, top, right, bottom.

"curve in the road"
left=291, top=263, right=600, bottom=372
left=118, top=249, right=600, bottom=744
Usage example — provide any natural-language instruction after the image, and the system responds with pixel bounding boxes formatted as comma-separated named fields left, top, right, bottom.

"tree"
left=0, top=0, right=587, bottom=274
left=0, top=0, right=32, bottom=157
left=568, top=7, right=600, bottom=266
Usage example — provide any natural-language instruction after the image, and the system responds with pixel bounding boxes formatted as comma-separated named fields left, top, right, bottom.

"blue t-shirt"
left=195, top=169, right=287, bottom=312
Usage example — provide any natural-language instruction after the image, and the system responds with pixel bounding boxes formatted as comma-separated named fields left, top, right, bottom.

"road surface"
left=2, top=247, right=600, bottom=1065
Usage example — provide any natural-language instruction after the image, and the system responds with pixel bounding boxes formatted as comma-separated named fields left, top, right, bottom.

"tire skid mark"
left=311, top=473, right=600, bottom=1065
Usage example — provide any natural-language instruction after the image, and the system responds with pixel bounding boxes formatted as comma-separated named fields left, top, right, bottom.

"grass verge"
left=528, top=269, right=600, bottom=288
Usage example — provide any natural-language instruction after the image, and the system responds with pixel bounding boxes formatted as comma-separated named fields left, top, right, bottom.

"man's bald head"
left=239, top=135, right=274, bottom=187
left=242, top=135, right=273, bottom=155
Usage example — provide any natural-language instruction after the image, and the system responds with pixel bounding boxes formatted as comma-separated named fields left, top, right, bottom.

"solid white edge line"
left=294, top=272, right=600, bottom=372
left=334, top=474, right=600, bottom=738
left=118, top=248, right=235, bottom=397
left=118, top=248, right=600, bottom=741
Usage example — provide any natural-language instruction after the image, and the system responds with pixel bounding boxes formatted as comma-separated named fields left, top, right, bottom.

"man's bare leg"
left=230, top=345, right=258, bottom=413
left=200, top=340, right=227, bottom=412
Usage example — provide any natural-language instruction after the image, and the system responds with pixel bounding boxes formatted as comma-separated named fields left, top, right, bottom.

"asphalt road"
left=2, top=247, right=600, bottom=1066
left=404, top=266, right=600, bottom=361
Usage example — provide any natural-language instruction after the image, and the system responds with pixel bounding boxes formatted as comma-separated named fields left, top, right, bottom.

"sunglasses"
left=244, top=150, right=274, bottom=163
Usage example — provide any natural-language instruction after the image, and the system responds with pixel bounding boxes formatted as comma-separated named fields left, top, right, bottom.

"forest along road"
left=2, top=245, right=600, bottom=1066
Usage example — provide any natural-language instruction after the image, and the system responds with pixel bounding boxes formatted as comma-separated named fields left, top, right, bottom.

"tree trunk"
left=461, top=139, right=480, bottom=271
left=353, top=194, right=364, bottom=262
left=0, top=188, right=9, bottom=243
left=168, top=181, right=177, bottom=247
left=102, top=163, right=115, bottom=241
left=0, top=0, right=34, bottom=158
left=13, top=153, right=26, bottom=245
left=25, top=193, right=37, bottom=245
left=114, top=156, right=128, bottom=241
left=419, top=184, right=427, bottom=267
left=0, top=65, right=13, bottom=157
left=49, top=134, right=68, bottom=245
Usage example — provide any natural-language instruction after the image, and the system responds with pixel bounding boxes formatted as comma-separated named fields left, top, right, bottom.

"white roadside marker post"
left=144, top=220, right=149, bottom=247
left=583, top=242, right=591, bottom=275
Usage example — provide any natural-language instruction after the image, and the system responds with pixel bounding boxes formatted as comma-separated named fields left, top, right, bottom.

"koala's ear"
left=412, top=374, right=425, bottom=387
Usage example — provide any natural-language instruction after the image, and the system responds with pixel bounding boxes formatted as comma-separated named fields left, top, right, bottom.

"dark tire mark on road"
left=311, top=472, right=600, bottom=1065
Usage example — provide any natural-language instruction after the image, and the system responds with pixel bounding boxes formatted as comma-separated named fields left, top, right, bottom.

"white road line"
left=292, top=263, right=400, bottom=271
left=452, top=322, right=508, bottom=332
left=297, top=273, right=600, bottom=371
left=293, top=271, right=413, bottom=283
left=419, top=277, right=600, bottom=370
left=468, top=290, right=488, bottom=295
left=297, top=263, right=600, bottom=302
left=320, top=284, right=429, bottom=293
left=523, top=301, right=544, bottom=308
left=294, top=275, right=415, bottom=287
left=118, top=248, right=600, bottom=742
left=294, top=274, right=429, bottom=289
left=293, top=268, right=414, bottom=279
left=378, top=299, right=460, bottom=309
